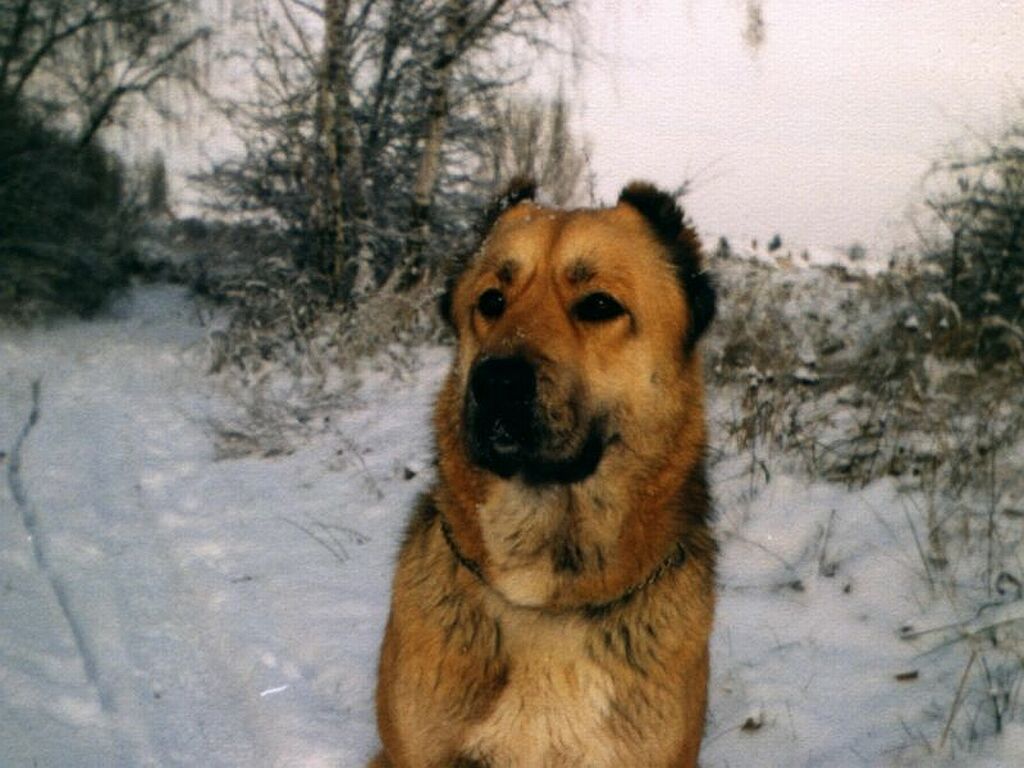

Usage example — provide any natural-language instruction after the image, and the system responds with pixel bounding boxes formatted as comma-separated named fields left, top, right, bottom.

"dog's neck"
left=439, top=508, right=687, bottom=615
left=438, top=455, right=708, bottom=612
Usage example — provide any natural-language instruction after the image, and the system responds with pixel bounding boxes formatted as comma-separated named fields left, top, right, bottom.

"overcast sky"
left=570, top=0, right=1024, bottom=254
left=158, top=1, right=1024, bottom=259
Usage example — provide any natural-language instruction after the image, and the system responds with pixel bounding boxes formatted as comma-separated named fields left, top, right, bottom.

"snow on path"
left=1, top=286, right=442, bottom=767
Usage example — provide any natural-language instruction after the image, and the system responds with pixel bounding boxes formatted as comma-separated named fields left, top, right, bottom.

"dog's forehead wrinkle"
left=495, top=259, right=519, bottom=284
left=566, top=257, right=597, bottom=286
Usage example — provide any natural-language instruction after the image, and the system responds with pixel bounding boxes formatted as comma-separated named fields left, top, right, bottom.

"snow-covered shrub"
left=708, top=250, right=1022, bottom=477
left=846, top=241, right=867, bottom=262
left=920, top=102, right=1024, bottom=364
left=706, top=249, right=1024, bottom=753
left=195, top=230, right=449, bottom=453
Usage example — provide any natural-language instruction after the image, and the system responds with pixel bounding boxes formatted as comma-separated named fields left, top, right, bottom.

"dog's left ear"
left=618, top=182, right=716, bottom=351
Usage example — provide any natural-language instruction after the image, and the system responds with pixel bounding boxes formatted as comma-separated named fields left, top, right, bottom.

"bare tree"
left=482, top=92, right=591, bottom=207
left=201, top=0, right=582, bottom=302
left=0, top=0, right=210, bottom=147
left=398, top=0, right=540, bottom=287
left=317, top=0, right=376, bottom=294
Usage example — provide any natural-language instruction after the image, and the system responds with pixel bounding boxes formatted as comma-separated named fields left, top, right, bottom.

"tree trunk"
left=318, top=0, right=349, bottom=284
left=318, top=0, right=375, bottom=301
left=395, top=0, right=469, bottom=290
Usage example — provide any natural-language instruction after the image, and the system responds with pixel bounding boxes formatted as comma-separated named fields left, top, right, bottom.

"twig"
left=985, top=442, right=998, bottom=597
left=902, top=499, right=934, bottom=592
left=280, top=515, right=369, bottom=566
left=902, top=601, right=1024, bottom=647
left=980, top=655, right=1003, bottom=735
left=7, top=379, right=40, bottom=513
left=280, top=516, right=349, bottom=565
left=818, top=508, right=837, bottom=577
left=899, top=717, right=932, bottom=755
left=939, top=650, right=977, bottom=751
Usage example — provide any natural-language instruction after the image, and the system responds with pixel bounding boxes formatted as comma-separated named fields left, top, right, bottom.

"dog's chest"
left=461, top=617, right=622, bottom=768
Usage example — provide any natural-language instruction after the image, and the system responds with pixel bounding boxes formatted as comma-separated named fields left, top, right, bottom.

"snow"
left=1, top=286, right=440, bottom=766
left=707, top=470, right=942, bottom=766
left=0, top=285, right=1017, bottom=766
left=707, top=233, right=893, bottom=275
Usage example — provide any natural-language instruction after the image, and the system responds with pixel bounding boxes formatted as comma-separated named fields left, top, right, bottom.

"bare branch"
left=290, top=0, right=326, bottom=18
left=276, top=0, right=317, bottom=73
left=0, top=0, right=35, bottom=94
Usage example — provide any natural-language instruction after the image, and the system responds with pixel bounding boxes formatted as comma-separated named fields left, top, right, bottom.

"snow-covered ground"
left=2, top=285, right=1021, bottom=767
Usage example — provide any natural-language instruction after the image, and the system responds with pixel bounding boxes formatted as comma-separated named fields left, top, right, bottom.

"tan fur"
left=373, top=192, right=716, bottom=767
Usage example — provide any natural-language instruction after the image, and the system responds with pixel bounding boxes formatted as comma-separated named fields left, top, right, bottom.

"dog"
left=372, top=180, right=717, bottom=768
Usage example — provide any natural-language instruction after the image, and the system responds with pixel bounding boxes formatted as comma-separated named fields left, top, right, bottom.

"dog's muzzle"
left=466, top=355, right=606, bottom=484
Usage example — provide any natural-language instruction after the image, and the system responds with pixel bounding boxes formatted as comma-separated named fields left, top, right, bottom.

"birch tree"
left=202, top=0, right=582, bottom=302
left=317, top=0, right=376, bottom=295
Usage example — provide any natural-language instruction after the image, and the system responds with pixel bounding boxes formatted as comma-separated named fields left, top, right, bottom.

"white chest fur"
left=461, top=611, right=622, bottom=768
left=476, top=478, right=624, bottom=609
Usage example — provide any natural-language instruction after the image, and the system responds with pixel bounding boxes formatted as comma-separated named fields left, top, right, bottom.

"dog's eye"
left=477, top=288, right=506, bottom=319
left=573, top=292, right=626, bottom=323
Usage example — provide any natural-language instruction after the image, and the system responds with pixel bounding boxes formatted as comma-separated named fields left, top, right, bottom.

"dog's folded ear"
left=618, top=182, right=686, bottom=244
left=479, top=176, right=538, bottom=235
left=618, top=182, right=716, bottom=351
left=440, top=178, right=538, bottom=328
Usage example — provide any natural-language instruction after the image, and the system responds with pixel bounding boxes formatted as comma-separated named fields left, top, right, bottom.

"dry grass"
left=705, top=251, right=1024, bottom=754
left=189, top=239, right=448, bottom=456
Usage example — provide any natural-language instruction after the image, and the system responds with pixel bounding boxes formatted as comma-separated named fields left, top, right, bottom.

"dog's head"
left=438, top=180, right=715, bottom=490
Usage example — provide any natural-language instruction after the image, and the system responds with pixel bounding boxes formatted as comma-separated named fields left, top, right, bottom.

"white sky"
left=571, top=0, right=1024, bottom=253
left=147, top=1, right=1024, bottom=258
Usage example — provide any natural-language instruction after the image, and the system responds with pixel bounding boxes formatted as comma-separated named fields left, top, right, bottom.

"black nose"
left=470, top=356, right=536, bottom=410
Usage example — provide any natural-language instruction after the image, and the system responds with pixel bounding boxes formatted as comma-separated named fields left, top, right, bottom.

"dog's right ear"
left=478, top=176, right=537, bottom=235
left=618, top=182, right=716, bottom=351
left=440, top=178, right=537, bottom=327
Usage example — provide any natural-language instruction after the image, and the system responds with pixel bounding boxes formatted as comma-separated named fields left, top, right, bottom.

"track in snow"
left=7, top=378, right=116, bottom=718
left=0, top=286, right=435, bottom=766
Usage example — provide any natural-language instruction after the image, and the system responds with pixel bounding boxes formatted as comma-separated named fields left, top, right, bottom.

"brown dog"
left=372, top=181, right=717, bottom=768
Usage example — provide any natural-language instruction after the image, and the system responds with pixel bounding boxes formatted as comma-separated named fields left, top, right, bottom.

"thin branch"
left=276, top=0, right=317, bottom=73
left=0, top=0, right=34, bottom=94
left=939, top=650, right=976, bottom=751
left=76, top=25, right=210, bottom=146
left=290, top=0, right=326, bottom=18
